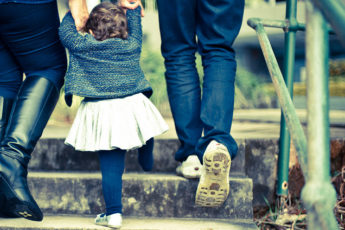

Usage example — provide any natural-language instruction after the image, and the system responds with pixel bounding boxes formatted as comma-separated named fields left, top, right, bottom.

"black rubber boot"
left=0, top=96, right=14, bottom=217
left=0, top=97, right=14, bottom=141
left=0, top=77, right=60, bottom=221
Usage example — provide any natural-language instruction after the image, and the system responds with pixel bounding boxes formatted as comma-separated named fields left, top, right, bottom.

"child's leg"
left=98, top=149, right=126, bottom=215
left=138, top=138, right=154, bottom=171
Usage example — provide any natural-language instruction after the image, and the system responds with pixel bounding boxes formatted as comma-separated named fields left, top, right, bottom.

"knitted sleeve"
left=58, top=12, right=87, bottom=52
left=126, top=7, right=142, bottom=45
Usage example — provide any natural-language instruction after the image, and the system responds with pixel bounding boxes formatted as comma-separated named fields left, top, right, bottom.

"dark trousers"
left=0, top=1, right=67, bottom=98
left=157, top=0, right=244, bottom=162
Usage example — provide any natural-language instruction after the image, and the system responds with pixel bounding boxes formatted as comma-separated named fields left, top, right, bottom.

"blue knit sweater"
left=59, top=7, right=152, bottom=106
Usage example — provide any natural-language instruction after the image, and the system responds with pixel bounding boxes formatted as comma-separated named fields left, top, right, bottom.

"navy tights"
left=98, top=139, right=154, bottom=215
left=138, top=138, right=154, bottom=171
left=98, top=149, right=126, bottom=215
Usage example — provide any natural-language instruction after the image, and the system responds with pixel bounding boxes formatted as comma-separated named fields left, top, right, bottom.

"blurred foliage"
left=140, top=44, right=170, bottom=117
left=263, top=82, right=345, bottom=98
left=235, top=68, right=276, bottom=109
left=330, top=59, right=345, bottom=81
left=263, top=59, right=345, bottom=97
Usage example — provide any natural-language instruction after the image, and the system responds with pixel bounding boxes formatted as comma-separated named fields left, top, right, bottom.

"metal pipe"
left=249, top=22, right=308, bottom=179
left=312, top=0, right=345, bottom=47
left=277, top=0, right=297, bottom=198
left=247, top=18, right=336, bottom=33
left=301, top=1, right=339, bottom=229
left=247, top=18, right=288, bottom=30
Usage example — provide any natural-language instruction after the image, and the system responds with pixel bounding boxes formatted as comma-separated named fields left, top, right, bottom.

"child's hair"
left=84, top=2, right=128, bottom=41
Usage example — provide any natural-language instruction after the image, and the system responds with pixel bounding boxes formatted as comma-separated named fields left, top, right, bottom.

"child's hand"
left=119, top=0, right=145, bottom=17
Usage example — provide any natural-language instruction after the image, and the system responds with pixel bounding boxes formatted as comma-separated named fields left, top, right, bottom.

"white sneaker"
left=95, top=213, right=122, bottom=229
left=195, top=140, right=231, bottom=207
left=176, top=155, right=202, bottom=179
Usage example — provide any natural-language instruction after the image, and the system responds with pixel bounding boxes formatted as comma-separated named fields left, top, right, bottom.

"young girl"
left=59, top=2, right=168, bottom=229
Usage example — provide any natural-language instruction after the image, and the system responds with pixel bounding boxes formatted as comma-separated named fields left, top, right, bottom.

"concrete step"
left=30, top=137, right=345, bottom=174
left=29, top=138, right=345, bottom=209
left=27, top=137, right=345, bottom=210
left=0, top=215, right=258, bottom=230
left=29, top=139, right=247, bottom=175
left=27, top=172, right=253, bottom=220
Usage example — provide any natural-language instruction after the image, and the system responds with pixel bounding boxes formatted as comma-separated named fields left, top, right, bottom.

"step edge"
left=28, top=171, right=253, bottom=183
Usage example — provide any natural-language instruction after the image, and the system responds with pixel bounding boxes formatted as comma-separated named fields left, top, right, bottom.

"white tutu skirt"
left=65, top=93, right=169, bottom=151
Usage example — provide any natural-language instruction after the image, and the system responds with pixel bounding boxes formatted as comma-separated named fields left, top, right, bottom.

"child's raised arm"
left=126, top=7, right=142, bottom=44
left=59, top=12, right=87, bottom=52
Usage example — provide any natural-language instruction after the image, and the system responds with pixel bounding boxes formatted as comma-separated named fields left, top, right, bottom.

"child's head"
left=85, top=2, right=128, bottom=41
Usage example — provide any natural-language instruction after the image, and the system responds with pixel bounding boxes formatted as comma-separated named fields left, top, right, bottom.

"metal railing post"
left=312, top=0, right=345, bottom=47
left=276, top=0, right=297, bottom=198
left=301, top=1, right=339, bottom=229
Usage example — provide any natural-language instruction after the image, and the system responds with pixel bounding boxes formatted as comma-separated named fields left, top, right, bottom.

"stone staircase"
left=0, top=138, right=258, bottom=230
left=1, top=130, right=344, bottom=229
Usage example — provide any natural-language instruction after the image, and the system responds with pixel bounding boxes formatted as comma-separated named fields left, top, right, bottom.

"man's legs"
left=194, top=0, right=245, bottom=207
left=195, top=0, right=244, bottom=160
left=157, top=0, right=203, bottom=164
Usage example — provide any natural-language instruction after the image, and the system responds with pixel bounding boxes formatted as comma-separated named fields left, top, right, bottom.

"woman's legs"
left=0, top=2, right=67, bottom=89
left=98, top=149, right=126, bottom=215
left=0, top=40, right=23, bottom=99
left=0, top=2, right=67, bottom=221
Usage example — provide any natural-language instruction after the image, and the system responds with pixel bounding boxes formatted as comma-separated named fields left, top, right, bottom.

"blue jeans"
left=0, top=1, right=67, bottom=99
left=157, top=0, right=244, bottom=163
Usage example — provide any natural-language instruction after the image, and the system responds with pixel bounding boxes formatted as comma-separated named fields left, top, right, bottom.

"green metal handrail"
left=248, top=0, right=344, bottom=228
left=247, top=17, right=309, bottom=179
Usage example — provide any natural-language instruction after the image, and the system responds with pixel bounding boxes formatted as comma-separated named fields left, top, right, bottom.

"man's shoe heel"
left=195, top=142, right=231, bottom=207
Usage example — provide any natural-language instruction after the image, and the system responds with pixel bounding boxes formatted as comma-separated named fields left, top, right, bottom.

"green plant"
left=140, top=45, right=171, bottom=116
left=255, top=196, right=308, bottom=230
left=235, top=68, right=276, bottom=108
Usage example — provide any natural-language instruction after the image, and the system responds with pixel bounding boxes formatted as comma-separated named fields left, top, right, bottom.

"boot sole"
left=0, top=174, right=43, bottom=221
left=195, top=148, right=231, bottom=207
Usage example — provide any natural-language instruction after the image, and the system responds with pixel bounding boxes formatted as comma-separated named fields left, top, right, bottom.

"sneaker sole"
left=195, top=148, right=231, bottom=207
left=0, top=174, right=43, bottom=221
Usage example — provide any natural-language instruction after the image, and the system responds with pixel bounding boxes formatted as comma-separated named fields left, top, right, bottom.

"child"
left=59, top=2, right=168, bottom=229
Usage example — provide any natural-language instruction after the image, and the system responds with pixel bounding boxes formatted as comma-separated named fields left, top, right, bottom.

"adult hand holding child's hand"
left=119, top=0, right=145, bottom=17
left=69, top=0, right=89, bottom=31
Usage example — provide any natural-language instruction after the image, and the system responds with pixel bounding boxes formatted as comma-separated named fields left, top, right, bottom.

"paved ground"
left=43, top=109, right=345, bottom=139
left=0, top=215, right=257, bottom=230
